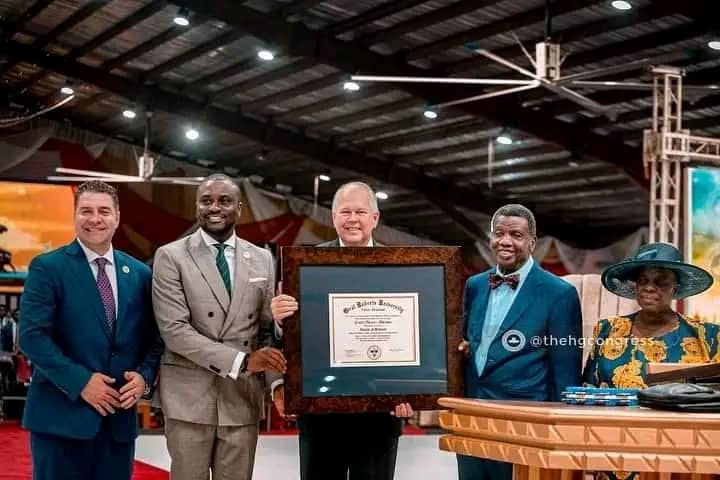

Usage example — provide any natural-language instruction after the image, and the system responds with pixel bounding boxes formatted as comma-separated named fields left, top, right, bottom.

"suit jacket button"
left=244, top=340, right=249, bottom=346
left=248, top=313, right=253, bottom=319
left=208, top=311, right=214, bottom=318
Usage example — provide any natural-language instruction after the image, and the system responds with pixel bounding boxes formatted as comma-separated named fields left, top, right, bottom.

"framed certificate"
left=328, top=292, right=420, bottom=368
left=281, top=246, right=464, bottom=414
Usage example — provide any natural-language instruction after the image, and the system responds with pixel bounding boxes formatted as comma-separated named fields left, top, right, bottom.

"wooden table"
left=438, top=398, right=720, bottom=480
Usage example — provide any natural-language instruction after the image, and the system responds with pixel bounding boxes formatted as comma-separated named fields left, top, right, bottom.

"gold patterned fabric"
left=582, top=313, right=720, bottom=480
left=583, top=314, right=719, bottom=389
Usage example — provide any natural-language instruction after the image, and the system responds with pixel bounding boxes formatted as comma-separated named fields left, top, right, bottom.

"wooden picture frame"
left=281, top=245, right=464, bottom=414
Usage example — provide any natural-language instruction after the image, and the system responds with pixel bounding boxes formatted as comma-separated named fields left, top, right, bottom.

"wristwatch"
left=142, top=375, right=152, bottom=397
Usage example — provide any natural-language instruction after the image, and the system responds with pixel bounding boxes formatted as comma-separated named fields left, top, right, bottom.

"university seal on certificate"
left=329, top=293, right=420, bottom=367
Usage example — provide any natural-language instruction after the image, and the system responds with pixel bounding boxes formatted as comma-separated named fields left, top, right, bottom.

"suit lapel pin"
left=122, top=265, right=130, bottom=274
left=243, top=251, right=250, bottom=259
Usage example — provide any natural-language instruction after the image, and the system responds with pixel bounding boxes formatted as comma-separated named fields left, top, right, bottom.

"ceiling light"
left=496, top=134, right=512, bottom=145
left=318, top=174, right=331, bottom=181
left=174, top=7, right=190, bottom=26
left=60, top=86, right=74, bottom=95
left=423, top=110, right=437, bottom=119
left=568, top=161, right=579, bottom=168
left=343, top=81, right=360, bottom=91
left=185, top=128, right=199, bottom=140
left=375, top=191, right=388, bottom=200
left=122, top=109, right=136, bottom=119
left=611, top=1, right=632, bottom=10
left=258, top=50, right=274, bottom=61
left=708, top=41, right=720, bottom=51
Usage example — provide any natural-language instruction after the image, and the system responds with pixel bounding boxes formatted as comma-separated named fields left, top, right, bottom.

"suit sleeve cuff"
left=227, top=352, right=246, bottom=380
left=274, top=321, right=283, bottom=338
left=66, top=366, right=94, bottom=401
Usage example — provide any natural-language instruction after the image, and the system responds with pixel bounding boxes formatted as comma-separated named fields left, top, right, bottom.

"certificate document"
left=328, top=293, right=420, bottom=367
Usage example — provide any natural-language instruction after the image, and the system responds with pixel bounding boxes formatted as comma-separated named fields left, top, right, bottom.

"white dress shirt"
left=76, top=239, right=118, bottom=315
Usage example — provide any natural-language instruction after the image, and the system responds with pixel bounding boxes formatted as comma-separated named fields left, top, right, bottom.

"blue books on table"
left=561, top=386, right=640, bottom=406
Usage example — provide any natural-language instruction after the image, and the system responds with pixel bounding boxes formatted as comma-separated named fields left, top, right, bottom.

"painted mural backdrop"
left=686, top=167, right=720, bottom=324
left=0, top=181, right=76, bottom=272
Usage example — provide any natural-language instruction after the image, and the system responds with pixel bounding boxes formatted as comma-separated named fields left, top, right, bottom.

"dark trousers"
left=457, top=454, right=513, bottom=480
left=299, top=431, right=399, bottom=480
left=30, top=420, right=135, bottom=480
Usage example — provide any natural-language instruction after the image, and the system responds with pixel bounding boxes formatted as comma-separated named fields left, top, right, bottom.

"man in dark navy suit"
left=457, top=204, right=583, bottom=480
left=20, top=181, right=162, bottom=480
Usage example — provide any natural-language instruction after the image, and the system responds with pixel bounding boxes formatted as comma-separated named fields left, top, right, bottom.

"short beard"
left=201, top=223, right=235, bottom=242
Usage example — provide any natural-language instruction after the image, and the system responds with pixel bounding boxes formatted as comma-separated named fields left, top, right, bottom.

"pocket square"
left=249, top=277, right=268, bottom=282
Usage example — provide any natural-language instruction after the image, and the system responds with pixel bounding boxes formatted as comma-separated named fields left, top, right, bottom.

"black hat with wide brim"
left=601, top=242, right=714, bottom=300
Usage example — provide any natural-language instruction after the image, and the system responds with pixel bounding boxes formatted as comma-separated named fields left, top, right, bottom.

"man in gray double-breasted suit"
left=152, top=173, right=286, bottom=480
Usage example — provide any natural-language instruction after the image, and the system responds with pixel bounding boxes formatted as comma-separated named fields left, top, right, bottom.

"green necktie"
left=214, top=244, right=232, bottom=297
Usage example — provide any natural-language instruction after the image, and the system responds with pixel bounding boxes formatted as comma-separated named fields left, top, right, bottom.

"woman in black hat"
left=582, top=242, right=719, bottom=480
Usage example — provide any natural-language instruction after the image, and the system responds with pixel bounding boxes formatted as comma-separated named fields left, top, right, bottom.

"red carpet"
left=0, top=422, right=168, bottom=480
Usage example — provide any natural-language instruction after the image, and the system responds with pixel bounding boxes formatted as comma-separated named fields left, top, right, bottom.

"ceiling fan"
left=48, top=111, right=205, bottom=185
left=350, top=1, right=718, bottom=120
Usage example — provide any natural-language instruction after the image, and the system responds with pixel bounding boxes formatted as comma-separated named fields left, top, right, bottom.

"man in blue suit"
left=457, top=204, right=582, bottom=480
left=19, top=180, right=162, bottom=480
